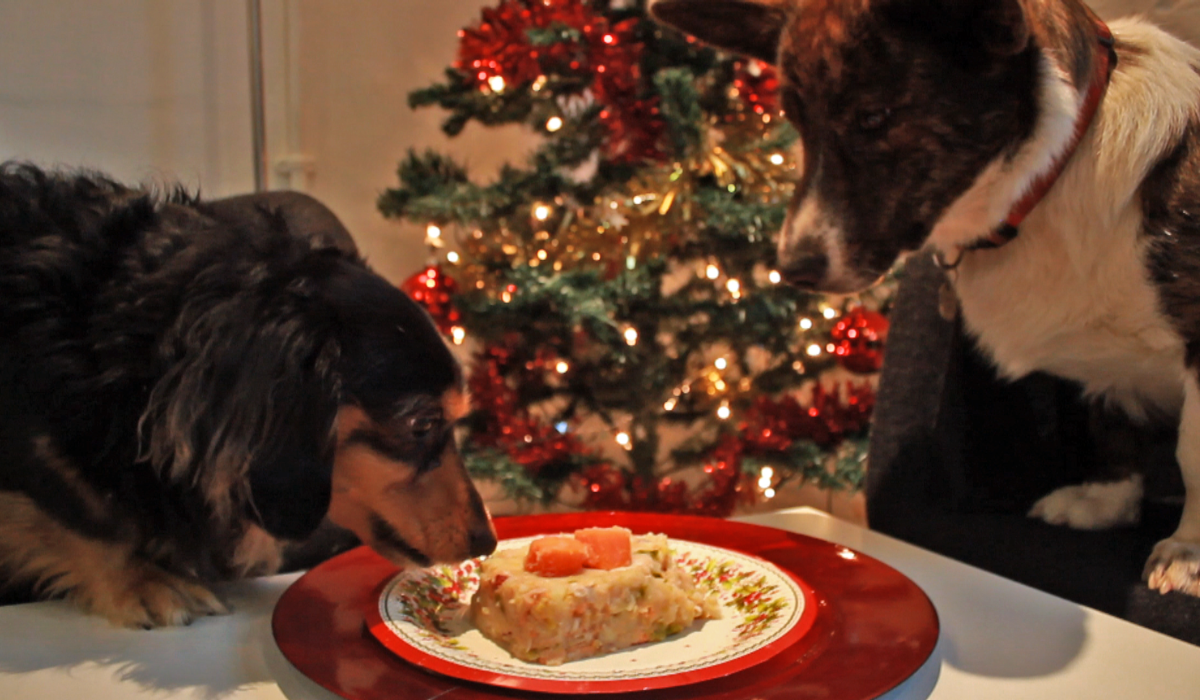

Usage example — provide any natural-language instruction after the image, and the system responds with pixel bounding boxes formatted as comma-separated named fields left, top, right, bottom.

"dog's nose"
left=468, top=519, right=498, bottom=558
left=780, top=253, right=829, bottom=290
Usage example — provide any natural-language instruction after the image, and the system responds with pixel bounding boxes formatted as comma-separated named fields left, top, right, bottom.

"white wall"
left=0, top=0, right=535, bottom=283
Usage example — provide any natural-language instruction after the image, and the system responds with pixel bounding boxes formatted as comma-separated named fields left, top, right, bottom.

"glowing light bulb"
left=715, top=358, right=727, bottom=370
left=534, top=204, right=551, bottom=221
left=446, top=251, right=459, bottom=264
left=761, top=466, right=774, bottom=479
left=615, top=431, right=630, bottom=446
left=769, top=153, right=785, bottom=165
left=664, top=398, right=677, bottom=411
left=555, top=360, right=569, bottom=374
left=705, top=264, right=720, bottom=280
left=426, top=224, right=441, bottom=239
left=546, top=116, right=564, bottom=132
left=623, top=327, right=639, bottom=345
left=769, top=270, right=782, bottom=284
left=764, top=488, right=776, bottom=498
left=807, top=344, right=822, bottom=357
left=799, top=318, right=813, bottom=330
left=450, top=326, right=466, bottom=345
left=823, top=307, right=838, bottom=319
left=726, top=279, right=741, bottom=294
left=717, top=403, right=732, bottom=420
left=487, top=75, right=506, bottom=92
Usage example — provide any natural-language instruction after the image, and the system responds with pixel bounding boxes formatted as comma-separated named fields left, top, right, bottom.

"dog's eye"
left=409, top=416, right=440, bottom=439
left=856, top=107, right=891, bottom=132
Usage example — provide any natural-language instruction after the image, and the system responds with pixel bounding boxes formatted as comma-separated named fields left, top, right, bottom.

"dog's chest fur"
left=954, top=213, right=1185, bottom=418
left=941, top=18, right=1200, bottom=419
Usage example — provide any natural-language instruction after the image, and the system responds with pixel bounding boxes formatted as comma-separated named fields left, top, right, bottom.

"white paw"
left=1027, top=476, right=1142, bottom=530
left=1145, top=538, right=1200, bottom=596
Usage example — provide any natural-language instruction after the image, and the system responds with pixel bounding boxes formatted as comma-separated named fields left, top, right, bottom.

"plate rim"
left=363, top=534, right=820, bottom=693
left=272, top=511, right=940, bottom=700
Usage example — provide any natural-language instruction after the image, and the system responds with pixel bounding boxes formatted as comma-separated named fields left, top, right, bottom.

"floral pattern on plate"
left=373, top=536, right=808, bottom=683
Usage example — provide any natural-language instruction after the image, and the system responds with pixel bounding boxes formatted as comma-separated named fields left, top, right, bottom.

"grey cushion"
left=866, top=251, right=1200, bottom=646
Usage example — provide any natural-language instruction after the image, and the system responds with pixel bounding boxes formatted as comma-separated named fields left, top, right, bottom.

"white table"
left=2, top=506, right=1199, bottom=699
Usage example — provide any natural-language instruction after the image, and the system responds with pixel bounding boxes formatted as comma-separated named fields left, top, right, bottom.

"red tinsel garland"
left=471, top=343, right=876, bottom=516
left=468, top=345, right=597, bottom=477
left=741, top=383, right=876, bottom=454
left=455, top=0, right=664, bottom=163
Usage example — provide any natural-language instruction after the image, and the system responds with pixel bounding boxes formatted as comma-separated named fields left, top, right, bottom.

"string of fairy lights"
left=388, top=0, right=888, bottom=512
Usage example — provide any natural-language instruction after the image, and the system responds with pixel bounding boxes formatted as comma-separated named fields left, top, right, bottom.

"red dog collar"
left=967, top=14, right=1116, bottom=252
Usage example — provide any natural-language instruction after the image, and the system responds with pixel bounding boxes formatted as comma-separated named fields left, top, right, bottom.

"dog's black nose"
left=469, top=520, right=498, bottom=558
left=780, top=253, right=829, bottom=290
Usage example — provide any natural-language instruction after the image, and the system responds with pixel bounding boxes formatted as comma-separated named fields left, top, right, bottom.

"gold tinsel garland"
left=450, top=113, right=796, bottom=293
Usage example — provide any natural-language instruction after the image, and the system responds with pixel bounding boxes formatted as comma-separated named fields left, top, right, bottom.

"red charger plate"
left=272, top=512, right=939, bottom=700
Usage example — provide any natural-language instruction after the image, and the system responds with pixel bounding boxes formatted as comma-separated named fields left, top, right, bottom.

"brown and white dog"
left=0, top=166, right=497, bottom=626
left=652, top=0, right=1200, bottom=596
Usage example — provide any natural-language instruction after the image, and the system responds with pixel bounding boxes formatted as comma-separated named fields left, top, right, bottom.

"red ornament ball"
left=401, top=264, right=461, bottom=334
left=830, top=308, right=890, bottom=373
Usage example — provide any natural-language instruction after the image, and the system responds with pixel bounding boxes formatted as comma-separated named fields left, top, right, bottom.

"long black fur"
left=0, top=163, right=457, bottom=587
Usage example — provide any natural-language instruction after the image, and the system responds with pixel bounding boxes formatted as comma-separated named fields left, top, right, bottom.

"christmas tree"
left=379, top=0, right=893, bottom=516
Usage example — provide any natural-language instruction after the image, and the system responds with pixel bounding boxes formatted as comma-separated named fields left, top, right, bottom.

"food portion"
left=523, top=536, right=589, bottom=577
left=470, top=527, right=721, bottom=665
left=574, top=527, right=633, bottom=570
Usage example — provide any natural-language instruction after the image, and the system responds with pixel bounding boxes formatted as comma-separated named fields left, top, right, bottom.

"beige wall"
left=0, top=0, right=535, bottom=284
left=0, top=1, right=253, bottom=194
left=289, top=0, right=537, bottom=284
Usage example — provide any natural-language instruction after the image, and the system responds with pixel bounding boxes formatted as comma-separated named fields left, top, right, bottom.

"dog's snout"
left=469, top=519, right=498, bottom=558
left=780, top=252, right=829, bottom=290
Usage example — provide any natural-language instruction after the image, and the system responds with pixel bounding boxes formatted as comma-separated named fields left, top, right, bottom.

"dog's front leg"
left=1145, top=374, right=1200, bottom=595
left=0, top=492, right=228, bottom=627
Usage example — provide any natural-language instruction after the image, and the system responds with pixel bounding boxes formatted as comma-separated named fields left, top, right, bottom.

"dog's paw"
left=1145, top=538, right=1200, bottom=597
left=74, top=565, right=229, bottom=629
left=1027, top=477, right=1142, bottom=530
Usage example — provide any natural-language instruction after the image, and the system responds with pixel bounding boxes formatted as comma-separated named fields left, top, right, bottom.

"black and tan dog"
left=0, top=164, right=496, bottom=627
left=653, top=0, right=1200, bottom=596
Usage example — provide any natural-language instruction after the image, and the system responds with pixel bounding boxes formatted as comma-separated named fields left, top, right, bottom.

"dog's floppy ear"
left=651, top=0, right=787, bottom=64
left=140, top=289, right=340, bottom=540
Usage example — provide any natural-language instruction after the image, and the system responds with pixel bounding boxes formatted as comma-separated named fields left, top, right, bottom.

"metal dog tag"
left=938, top=280, right=959, bottom=322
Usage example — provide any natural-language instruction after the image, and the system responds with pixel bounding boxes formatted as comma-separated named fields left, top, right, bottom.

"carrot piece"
left=524, top=536, right=587, bottom=577
left=574, top=526, right=633, bottom=570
